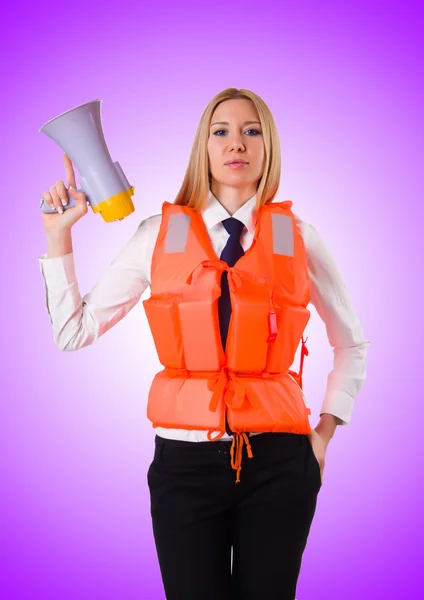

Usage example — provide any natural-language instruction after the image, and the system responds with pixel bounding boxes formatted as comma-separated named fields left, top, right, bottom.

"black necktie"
left=218, top=217, right=246, bottom=437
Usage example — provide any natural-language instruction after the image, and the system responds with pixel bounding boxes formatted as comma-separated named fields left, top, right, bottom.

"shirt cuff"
left=320, top=389, right=355, bottom=426
left=38, top=252, right=76, bottom=286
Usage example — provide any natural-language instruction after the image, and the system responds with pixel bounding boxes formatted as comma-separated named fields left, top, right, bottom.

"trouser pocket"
left=304, top=435, right=322, bottom=487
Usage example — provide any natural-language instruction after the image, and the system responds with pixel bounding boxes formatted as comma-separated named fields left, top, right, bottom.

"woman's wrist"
left=315, top=413, right=341, bottom=443
left=46, top=227, right=73, bottom=258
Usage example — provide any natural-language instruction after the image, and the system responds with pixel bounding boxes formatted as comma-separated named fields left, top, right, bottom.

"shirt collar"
left=201, top=189, right=258, bottom=234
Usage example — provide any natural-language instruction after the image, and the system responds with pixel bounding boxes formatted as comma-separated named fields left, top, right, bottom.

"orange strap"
left=298, top=336, right=309, bottom=388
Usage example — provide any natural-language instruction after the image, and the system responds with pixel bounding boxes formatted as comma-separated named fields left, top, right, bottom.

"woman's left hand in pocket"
left=307, top=429, right=329, bottom=485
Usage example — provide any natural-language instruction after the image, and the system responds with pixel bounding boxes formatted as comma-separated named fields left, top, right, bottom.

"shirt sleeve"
left=38, top=218, right=151, bottom=351
left=302, top=222, right=371, bottom=426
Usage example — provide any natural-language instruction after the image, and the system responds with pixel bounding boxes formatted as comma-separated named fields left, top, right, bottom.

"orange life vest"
left=143, top=199, right=312, bottom=483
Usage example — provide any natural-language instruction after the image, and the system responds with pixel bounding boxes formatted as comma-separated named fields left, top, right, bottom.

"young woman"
left=39, top=87, right=370, bottom=600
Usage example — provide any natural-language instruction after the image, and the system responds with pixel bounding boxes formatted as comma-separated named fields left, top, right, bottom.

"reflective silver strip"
left=272, top=213, right=294, bottom=256
left=164, top=213, right=191, bottom=253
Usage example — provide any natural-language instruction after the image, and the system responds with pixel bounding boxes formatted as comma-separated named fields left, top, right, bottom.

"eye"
left=213, top=129, right=261, bottom=136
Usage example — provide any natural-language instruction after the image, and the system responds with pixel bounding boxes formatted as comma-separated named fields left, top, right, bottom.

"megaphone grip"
left=39, top=189, right=88, bottom=213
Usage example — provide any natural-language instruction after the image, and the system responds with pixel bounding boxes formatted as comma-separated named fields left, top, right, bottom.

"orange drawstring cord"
left=230, top=432, right=254, bottom=483
left=207, top=428, right=254, bottom=483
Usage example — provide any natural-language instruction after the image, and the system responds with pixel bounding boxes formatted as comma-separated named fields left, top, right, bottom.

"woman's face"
left=207, top=99, right=265, bottom=190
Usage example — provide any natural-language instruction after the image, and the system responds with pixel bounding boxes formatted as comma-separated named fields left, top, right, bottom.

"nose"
left=230, top=139, right=245, bottom=151
left=228, top=133, right=245, bottom=151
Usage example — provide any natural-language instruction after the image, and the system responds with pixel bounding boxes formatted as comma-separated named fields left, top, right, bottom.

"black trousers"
left=147, top=431, right=322, bottom=600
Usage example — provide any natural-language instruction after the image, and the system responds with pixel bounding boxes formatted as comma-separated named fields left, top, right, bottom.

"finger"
left=56, top=179, right=68, bottom=206
left=49, top=185, right=63, bottom=213
left=68, top=185, right=86, bottom=202
left=63, top=154, right=76, bottom=189
left=42, top=191, right=55, bottom=210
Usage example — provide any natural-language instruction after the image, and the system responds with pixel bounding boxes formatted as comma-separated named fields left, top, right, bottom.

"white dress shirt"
left=38, top=190, right=370, bottom=441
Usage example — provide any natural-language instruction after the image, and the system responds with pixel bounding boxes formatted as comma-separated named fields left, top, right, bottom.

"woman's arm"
left=38, top=217, right=152, bottom=351
left=301, top=221, right=371, bottom=440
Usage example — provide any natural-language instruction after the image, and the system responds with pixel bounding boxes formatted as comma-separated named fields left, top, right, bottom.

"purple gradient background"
left=1, top=0, right=423, bottom=598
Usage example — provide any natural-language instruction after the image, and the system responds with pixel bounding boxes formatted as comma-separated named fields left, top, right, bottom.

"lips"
left=225, top=160, right=248, bottom=165
left=226, top=162, right=248, bottom=169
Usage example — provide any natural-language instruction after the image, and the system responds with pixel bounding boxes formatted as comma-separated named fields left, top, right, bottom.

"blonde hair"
left=173, top=88, right=282, bottom=214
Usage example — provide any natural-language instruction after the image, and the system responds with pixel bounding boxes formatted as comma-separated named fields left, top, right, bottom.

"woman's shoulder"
left=137, top=212, right=162, bottom=229
left=292, top=212, right=311, bottom=241
left=291, top=212, right=326, bottom=257
left=134, top=213, right=163, bottom=240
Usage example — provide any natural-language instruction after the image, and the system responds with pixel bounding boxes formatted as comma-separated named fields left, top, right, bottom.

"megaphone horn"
left=39, top=99, right=135, bottom=223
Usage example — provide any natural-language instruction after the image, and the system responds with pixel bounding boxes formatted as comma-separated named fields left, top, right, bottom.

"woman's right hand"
left=41, top=154, right=90, bottom=233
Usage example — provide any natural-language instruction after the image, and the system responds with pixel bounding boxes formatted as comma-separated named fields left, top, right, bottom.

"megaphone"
left=39, top=99, right=135, bottom=223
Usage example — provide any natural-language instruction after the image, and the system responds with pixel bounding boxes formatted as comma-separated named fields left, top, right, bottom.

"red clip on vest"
left=143, top=200, right=312, bottom=483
